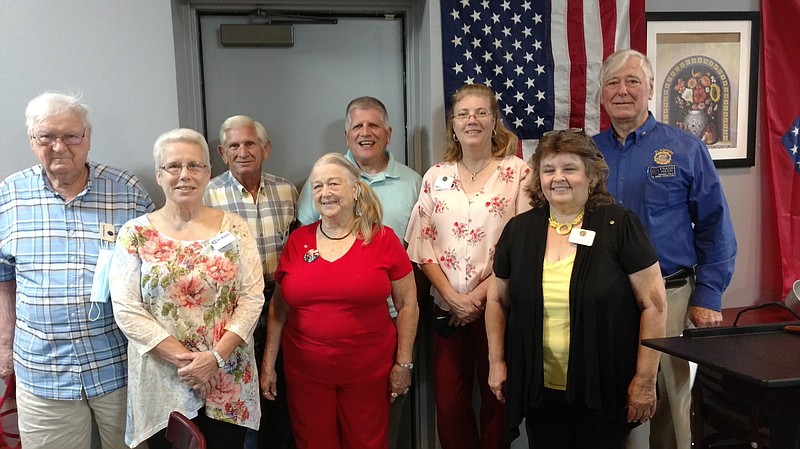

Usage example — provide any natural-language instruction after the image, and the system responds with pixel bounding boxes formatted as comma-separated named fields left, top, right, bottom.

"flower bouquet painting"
left=648, top=11, right=759, bottom=167
left=662, top=56, right=731, bottom=148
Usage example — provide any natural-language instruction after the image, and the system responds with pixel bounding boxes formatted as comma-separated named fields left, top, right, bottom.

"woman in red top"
left=260, top=152, right=418, bottom=449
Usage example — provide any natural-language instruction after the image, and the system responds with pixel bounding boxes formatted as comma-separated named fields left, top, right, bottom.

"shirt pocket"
left=643, top=171, right=687, bottom=213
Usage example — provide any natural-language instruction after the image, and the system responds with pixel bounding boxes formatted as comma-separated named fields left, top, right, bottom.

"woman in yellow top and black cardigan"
left=485, top=130, right=667, bottom=449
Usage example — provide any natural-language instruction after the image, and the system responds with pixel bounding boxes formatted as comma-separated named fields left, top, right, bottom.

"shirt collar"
left=36, top=161, right=94, bottom=199
left=224, top=170, right=264, bottom=197
left=611, top=112, right=657, bottom=148
left=344, top=149, right=400, bottom=182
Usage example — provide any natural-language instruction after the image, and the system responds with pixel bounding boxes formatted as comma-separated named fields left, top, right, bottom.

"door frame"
left=170, top=0, right=432, bottom=173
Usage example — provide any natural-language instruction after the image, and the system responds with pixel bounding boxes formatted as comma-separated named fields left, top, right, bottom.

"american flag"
left=440, top=0, right=645, bottom=159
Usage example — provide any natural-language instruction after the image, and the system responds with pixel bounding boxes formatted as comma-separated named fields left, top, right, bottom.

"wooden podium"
left=644, top=323, right=800, bottom=448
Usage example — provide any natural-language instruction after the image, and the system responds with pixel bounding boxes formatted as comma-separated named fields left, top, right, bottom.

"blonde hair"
left=443, top=83, right=518, bottom=162
left=311, top=152, right=384, bottom=244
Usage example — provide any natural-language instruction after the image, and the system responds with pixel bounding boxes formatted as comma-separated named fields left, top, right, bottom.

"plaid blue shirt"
left=0, top=162, right=154, bottom=399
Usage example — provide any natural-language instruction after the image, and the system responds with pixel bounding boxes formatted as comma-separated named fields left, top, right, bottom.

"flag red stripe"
left=628, top=0, right=646, bottom=52
left=567, top=0, right=587, bottom=129
left=597, top=0, right=618, bottom=132
left=598, top=0, right=617, bottom=57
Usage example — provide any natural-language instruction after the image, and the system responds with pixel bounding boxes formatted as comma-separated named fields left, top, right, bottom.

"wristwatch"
left=210, top=348, right=225, bottom=368
left=396, top=361, right=414, bottom=370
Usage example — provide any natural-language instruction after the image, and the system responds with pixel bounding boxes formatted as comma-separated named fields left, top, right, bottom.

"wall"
left=0, top=0, right=180, bottom=205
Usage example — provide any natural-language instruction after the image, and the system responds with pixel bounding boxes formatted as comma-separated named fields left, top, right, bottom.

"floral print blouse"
left=405, top=155, right=531, bottom=310
left=110, top=212, right=264, bottom=447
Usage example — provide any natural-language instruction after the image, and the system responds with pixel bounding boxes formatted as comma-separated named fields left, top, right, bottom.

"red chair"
left=165, top=411, right=207, bottom=449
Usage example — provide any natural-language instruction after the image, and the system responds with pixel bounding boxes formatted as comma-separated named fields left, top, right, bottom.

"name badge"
left=649, top=165, right=676, bottom=179
left=100, top=223, right=116, bottom=243
left=569, top=228, right=596, bottom=247
left=434, top=175, right=455, bottom=191
left=210, top=231, right=235, bottom=251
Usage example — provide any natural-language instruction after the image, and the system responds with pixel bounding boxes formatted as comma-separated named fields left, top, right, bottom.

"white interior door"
left=199, top=13, right=407, bottom=188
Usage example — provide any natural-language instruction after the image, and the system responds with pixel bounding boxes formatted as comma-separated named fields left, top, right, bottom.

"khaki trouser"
left=16, top=380, right=144, bottom=449
left=648, top=278, right=694, bottom=449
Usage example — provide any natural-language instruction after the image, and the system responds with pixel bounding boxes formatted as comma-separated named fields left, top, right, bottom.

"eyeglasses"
left=33, top=129, right=87, bottom=146
left=542, top=128, right=585, bottom=137
left=159, top=161, right=208, bottom=175
left=454, top=109, right=493, bottom=121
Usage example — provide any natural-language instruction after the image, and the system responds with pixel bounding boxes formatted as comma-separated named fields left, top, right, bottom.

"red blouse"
left=276, top=222, right=412, bottom=383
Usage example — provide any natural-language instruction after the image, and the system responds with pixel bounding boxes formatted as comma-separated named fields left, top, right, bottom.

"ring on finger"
left=391, top=392, right=398, bottom=398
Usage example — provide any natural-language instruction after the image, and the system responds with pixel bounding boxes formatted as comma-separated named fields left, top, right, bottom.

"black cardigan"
left=493, top=204, right=658, bottom=442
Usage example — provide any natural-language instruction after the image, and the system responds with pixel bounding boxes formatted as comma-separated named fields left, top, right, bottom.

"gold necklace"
left=548, top=210, right=585, bottom=235
left=461, top=159, right=493, bottom=181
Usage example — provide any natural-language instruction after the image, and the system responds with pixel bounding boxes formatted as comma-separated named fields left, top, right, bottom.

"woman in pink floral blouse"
left=405, top=83, right=531, bottom=449
left=109, top=128, right=264, bottom=449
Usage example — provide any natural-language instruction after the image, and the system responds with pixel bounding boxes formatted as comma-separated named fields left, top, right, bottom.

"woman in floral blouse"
left=109, top=128, right=264, bottom=449
left=405, top=83, right=531, bottom=449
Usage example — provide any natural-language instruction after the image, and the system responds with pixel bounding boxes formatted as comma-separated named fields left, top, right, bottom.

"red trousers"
left=285, top=372, right=390, bottom=449
left=434, top=310, right=508, bottom=449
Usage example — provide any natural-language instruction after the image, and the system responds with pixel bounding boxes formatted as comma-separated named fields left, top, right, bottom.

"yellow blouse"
left=542, top=254, right=575, bottom=390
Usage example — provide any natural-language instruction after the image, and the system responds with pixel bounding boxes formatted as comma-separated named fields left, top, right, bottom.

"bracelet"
left=396, top=361, right=414, bottom=370
left=210, top=348, right=225, bottom=368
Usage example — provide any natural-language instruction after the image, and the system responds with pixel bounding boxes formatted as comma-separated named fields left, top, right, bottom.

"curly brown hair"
left=525, top=130, right=615, bottom=210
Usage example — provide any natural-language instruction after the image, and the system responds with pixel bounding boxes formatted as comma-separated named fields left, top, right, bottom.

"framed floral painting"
left=646, top=11, right=759, bottom=168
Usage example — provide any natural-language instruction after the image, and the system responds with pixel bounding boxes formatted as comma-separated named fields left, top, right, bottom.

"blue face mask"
left=89, top=248, right=114, bottom=321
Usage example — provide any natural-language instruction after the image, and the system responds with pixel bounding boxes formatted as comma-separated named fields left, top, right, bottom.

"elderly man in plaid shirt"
left=0, top=91, right=154, bottom=449
left=204, top=115, right=298, bottom=449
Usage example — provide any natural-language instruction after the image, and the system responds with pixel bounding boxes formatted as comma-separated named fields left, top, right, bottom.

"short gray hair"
left=152, top=128, right=211, bottom=172
left=25, top=92, right=91, bottom=135
left=344, top=96, right=390, bottom=131
left=218, top=115, right=269, bottom=148
left=599, top=49, right=654, bottom=89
